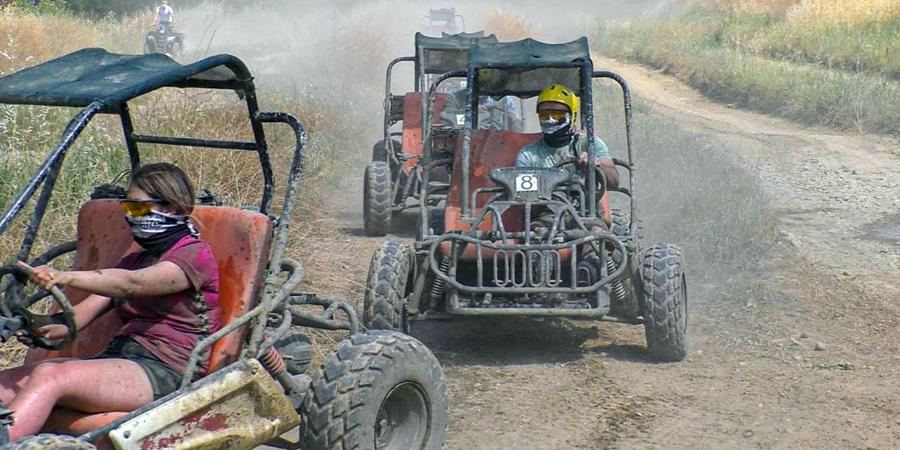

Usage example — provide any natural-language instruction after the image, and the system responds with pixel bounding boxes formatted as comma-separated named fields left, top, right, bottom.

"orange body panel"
left=400, top=92, right=449, bottom=173
left=33, top=199, right=273, bottom=436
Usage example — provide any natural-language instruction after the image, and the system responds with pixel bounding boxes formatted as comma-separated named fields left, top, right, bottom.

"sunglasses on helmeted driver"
left=538, top=110, right=568, bottom=122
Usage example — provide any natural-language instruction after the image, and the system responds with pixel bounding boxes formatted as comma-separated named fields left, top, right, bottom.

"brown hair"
left=130, top=163, right=195, bottom=215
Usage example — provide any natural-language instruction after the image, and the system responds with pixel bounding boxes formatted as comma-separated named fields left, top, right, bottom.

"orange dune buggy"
left=0, top=49, right=448, bottom=449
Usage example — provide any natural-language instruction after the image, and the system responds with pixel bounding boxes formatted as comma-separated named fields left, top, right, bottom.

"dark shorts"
left=96, top=337, right=182, bottom=400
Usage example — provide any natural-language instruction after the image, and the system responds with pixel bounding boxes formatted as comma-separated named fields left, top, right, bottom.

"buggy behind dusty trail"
left=365, top=31, right=524, bottom=236
left=0, top=49, right=448, bottom=449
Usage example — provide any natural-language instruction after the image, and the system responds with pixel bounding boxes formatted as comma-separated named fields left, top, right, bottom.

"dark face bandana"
left=540, top=112, right=574, bottom=147
left=124, top=210, right=198, bottom=255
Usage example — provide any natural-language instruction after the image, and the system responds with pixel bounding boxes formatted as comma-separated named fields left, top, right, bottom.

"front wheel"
left=363, top=161, right=393, bottom=236
left=301, top=331, right=449, bottom=450
left=169, top=39, right=184, bottom=56
left=7, top=433, right=97, bottom=449
left=640, top=243, right=688, bottom=362
left=364, top=239, right=412, bottom=333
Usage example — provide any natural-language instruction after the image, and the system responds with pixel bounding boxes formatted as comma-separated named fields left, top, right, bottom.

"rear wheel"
left=364, top=161, right=393, bottom=236
left=364, top=239, right=412, bottom=333
left=7, top=434, right=97, bottom=449
left=640, top=243, right=688, bottom=362
left=301, top=331, right=449, bottom=450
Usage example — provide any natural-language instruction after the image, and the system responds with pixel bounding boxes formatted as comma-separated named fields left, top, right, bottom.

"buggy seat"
left=445, top=129, right=541, bottom=235
left=29, top=199, right=273, bottom=436
left=442, top=130, right=610, bottom=260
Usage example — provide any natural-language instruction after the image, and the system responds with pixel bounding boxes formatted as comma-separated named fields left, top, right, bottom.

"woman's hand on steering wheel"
left=14, top=322, right=69, bottom=345
left=1, top=261, right=78, bottom=349
left=18, top=261, right=70, bottom=291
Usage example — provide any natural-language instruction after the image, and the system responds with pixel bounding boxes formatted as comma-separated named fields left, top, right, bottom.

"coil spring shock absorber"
left=606, top=257, right=627, bottom=302
left=398, top=169, right=417, bottom=204
left=260, top=345, right=287, bottom=375
left=430, top=256, right=451, bottom=303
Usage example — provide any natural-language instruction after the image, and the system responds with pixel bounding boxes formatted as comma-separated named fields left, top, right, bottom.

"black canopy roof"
left=469, top=37, right=591, bottom=97
left=0, top=48, right=253, bottom=112
left=415, top=32, right=499, bottom=75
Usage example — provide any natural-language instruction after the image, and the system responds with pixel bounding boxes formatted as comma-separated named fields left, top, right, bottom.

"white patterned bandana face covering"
left=124, top=209, right=193, bottom=239
left=539, top=112, right=572, bottom=135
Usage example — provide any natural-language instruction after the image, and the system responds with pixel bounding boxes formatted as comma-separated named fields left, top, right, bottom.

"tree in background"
left=3, top=0, right=175, bottom=16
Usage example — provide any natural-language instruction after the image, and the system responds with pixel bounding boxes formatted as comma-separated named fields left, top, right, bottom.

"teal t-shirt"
left=515, top=134, right=610, bottom=170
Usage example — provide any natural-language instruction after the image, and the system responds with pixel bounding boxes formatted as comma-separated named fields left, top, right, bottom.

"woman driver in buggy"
left=0, top=163, right=220, bottom=442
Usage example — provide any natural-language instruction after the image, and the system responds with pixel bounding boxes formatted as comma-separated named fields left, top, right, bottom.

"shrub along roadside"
left=594, top=9, right=900, bottom=136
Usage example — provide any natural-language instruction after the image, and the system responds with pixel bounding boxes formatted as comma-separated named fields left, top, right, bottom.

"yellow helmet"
left=536, top=84, right=580, bottom=123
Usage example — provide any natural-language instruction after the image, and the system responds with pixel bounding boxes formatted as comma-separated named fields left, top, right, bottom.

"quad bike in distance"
left=363, top=37, right=690, bottom=362
left=0, top=48, right=448, bottom=449
left=144, top=24, right=184, bottom=56
left=364, top=31, right=523, bottom=236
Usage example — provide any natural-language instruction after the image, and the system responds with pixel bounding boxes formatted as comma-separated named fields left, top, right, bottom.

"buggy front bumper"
left=427, top=230, right=628, bottom=317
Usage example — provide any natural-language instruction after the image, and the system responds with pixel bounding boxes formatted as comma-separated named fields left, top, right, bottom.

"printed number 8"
left=519, top=175, right=534, bottom=191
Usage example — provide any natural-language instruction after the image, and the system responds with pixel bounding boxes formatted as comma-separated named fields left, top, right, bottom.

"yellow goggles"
left=119, top=199, right=161, bottom=218
left=538, top=110, right=569, bottom=122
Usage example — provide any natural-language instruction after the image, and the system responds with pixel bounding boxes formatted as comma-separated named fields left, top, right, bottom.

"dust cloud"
left=169, top=0, right=774, bottom=303
left=174, top=0, right=680, bottom=88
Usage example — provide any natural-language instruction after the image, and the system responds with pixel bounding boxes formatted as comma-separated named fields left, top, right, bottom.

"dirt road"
left=305, top=58, right=900, bottom=449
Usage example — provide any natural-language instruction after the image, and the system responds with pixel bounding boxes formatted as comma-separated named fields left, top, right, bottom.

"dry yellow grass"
left=787, top=0, right=900, bottom=28
left=686, top=0, right=799, bottom=15
left=481, top=8, right=536, bottom=41
left=0, top=11, right=101, bottom=74
left=686, top=0, right=900, bottom=27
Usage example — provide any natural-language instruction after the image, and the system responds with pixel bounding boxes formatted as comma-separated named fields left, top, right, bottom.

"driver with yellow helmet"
left=515, top=85, right=618, bottom=190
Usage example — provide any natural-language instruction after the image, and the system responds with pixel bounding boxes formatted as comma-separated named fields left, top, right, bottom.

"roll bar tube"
left=592, top=70, right=636, bottom=235
left=384, top=56, right=415, bottom=164
left=421, top=70, right=466, bottom=239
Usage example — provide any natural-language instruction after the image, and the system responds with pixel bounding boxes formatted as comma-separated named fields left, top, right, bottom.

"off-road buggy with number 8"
left=0, top=49, right=448, bottom=449
left=363, top=37, right=689, bottom=362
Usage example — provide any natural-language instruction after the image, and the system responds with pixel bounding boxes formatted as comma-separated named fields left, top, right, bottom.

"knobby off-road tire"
left=5, top=434, right=96, bottom=450
left=364, top=240, right=412, bottom=333
left=301, top=331, right=449, bottom=450
left=640, top=243, right=688, bottom=362
left=364, top=161, right=393, bottom=236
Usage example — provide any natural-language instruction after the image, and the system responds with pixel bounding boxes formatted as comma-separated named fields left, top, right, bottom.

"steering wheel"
left=0, top=264, right=77, bottom=350
left=552, top=157, right=608, bottom=194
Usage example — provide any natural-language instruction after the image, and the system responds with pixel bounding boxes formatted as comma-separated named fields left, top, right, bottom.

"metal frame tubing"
left=428, top=232, right=627, bottom=295
left=0, top=102, right=102, bottom=261
left=593, top=71, right=637, bottom=236
left=384, top=56, right=415, bottom=164
left=420, top=70, right=466, bottom=240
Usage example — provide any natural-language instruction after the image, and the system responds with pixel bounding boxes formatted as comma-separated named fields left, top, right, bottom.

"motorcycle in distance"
left=144, top=23, right=185, bottom=56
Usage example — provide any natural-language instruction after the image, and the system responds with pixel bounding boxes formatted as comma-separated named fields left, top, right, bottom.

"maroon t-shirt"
left=114, top=235, right=221, bottom=375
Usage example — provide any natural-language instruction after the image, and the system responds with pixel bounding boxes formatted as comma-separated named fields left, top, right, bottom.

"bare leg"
left=8, top=358, right=153, bottom=441
left=0, top=358, right=77, bottom=405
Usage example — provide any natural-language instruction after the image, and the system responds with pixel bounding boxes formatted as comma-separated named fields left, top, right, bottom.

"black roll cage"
left=419, top=61, right=638, bottom=242
left=0, top=55, right=287, bottom=264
